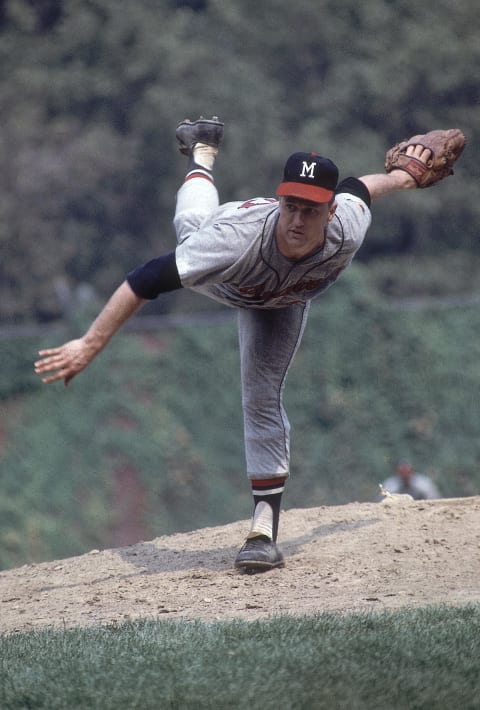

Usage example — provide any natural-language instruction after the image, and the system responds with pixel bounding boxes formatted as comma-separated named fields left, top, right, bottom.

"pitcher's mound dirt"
left=1, top=496, right=480, bottom=634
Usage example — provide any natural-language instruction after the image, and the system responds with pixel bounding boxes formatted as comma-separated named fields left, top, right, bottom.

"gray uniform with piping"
left=170, top=177, right=371, bottom=479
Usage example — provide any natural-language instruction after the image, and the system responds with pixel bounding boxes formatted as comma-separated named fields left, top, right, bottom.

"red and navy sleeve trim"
left=336, top=177, right=371, bottom=208
left=126, top=251, right=182, bottom=300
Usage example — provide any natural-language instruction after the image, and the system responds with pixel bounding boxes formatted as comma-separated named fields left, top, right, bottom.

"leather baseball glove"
left=385, top=129, right=466, bottom=188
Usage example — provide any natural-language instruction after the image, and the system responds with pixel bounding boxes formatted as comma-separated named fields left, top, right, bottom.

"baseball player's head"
left=276, top=152, right=338, bottom=205
left=275, top=152, right=338, bottom=260
left=396, top=460, right=414, bottom=482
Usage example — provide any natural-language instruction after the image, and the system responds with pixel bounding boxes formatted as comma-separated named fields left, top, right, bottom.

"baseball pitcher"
left=34, top=119, right=465, bottom=572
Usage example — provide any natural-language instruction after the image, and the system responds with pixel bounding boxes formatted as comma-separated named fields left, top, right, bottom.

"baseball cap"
left=276, top=152, right=339, bottom=203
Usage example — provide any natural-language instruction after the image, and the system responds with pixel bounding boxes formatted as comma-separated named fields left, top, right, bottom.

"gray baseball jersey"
left=175, top=194, right=371, bottom=308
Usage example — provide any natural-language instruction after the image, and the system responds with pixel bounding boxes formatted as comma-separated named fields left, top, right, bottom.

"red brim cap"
left=276, top=181, right=334, bottom=203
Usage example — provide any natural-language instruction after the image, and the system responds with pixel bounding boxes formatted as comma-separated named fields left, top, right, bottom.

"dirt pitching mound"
left=1, top=496, right=480, bottom=634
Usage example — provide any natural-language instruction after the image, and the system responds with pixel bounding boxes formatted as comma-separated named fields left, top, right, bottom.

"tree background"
left=0, top=0, right=477, bottom=321
left=0, top=0, right=479, bottom=569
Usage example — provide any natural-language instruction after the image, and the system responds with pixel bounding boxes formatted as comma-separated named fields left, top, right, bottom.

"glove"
left=385, top=129, right=466, bottom=188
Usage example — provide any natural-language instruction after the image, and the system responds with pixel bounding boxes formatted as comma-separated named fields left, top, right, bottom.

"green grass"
left=1, top=605, right=480, bottom=709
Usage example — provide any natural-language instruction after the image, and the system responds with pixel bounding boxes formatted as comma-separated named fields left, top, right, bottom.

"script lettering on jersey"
left=239, top=277, right=324, bottom=302
left=300, top=161, right=316, bottom=179
left=238, top=198, right=277, bottom=209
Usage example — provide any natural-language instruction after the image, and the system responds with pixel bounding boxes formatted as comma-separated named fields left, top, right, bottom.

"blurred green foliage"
left=2, top=265, right=480, bottom=568
left=0, top=0, right=477, bottom=321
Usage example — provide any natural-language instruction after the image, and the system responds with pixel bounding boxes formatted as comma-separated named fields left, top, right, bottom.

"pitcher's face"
left=276, top=197, right=337, bottom=260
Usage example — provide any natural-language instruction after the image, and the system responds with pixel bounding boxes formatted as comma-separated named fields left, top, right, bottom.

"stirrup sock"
left=248, top=477, right=287, bottom=542
left=184, top=142, right=218, bottom=180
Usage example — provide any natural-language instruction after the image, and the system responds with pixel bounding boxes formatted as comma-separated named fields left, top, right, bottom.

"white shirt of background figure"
left=381, top=461, right=441, bottom=500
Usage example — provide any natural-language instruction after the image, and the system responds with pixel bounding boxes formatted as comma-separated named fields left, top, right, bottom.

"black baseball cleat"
left=234, top=535, right=285, bottom=573
left=176, top=116, right=224, bottom=155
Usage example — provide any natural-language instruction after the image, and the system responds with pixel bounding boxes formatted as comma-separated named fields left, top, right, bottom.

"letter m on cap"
left=300, top=161, right=316, bottom=179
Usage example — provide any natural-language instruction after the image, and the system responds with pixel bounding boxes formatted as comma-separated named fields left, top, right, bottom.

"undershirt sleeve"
left=126, top=251, right=182, bottom=300
left=336, top=177, right=371, bottom=209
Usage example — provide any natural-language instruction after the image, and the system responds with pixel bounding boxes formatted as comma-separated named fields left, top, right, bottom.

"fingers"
left=34, top=351, right=66, bottom=375
left=37, top=347, right=63, bottom=357
left=34, top=345, right=75, bottom=384
left=35, top=365, right=75, bottom=386
left=39, top=370, right=70, bottom=385
left=34, top=338, right=90, bottom=386
left=405, top=144, right=432, bottom=163
left=34, top=360, right=69, bottom=384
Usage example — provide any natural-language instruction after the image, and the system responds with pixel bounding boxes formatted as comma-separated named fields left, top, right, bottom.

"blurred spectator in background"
left=381, top=460, right=441, bottom=500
